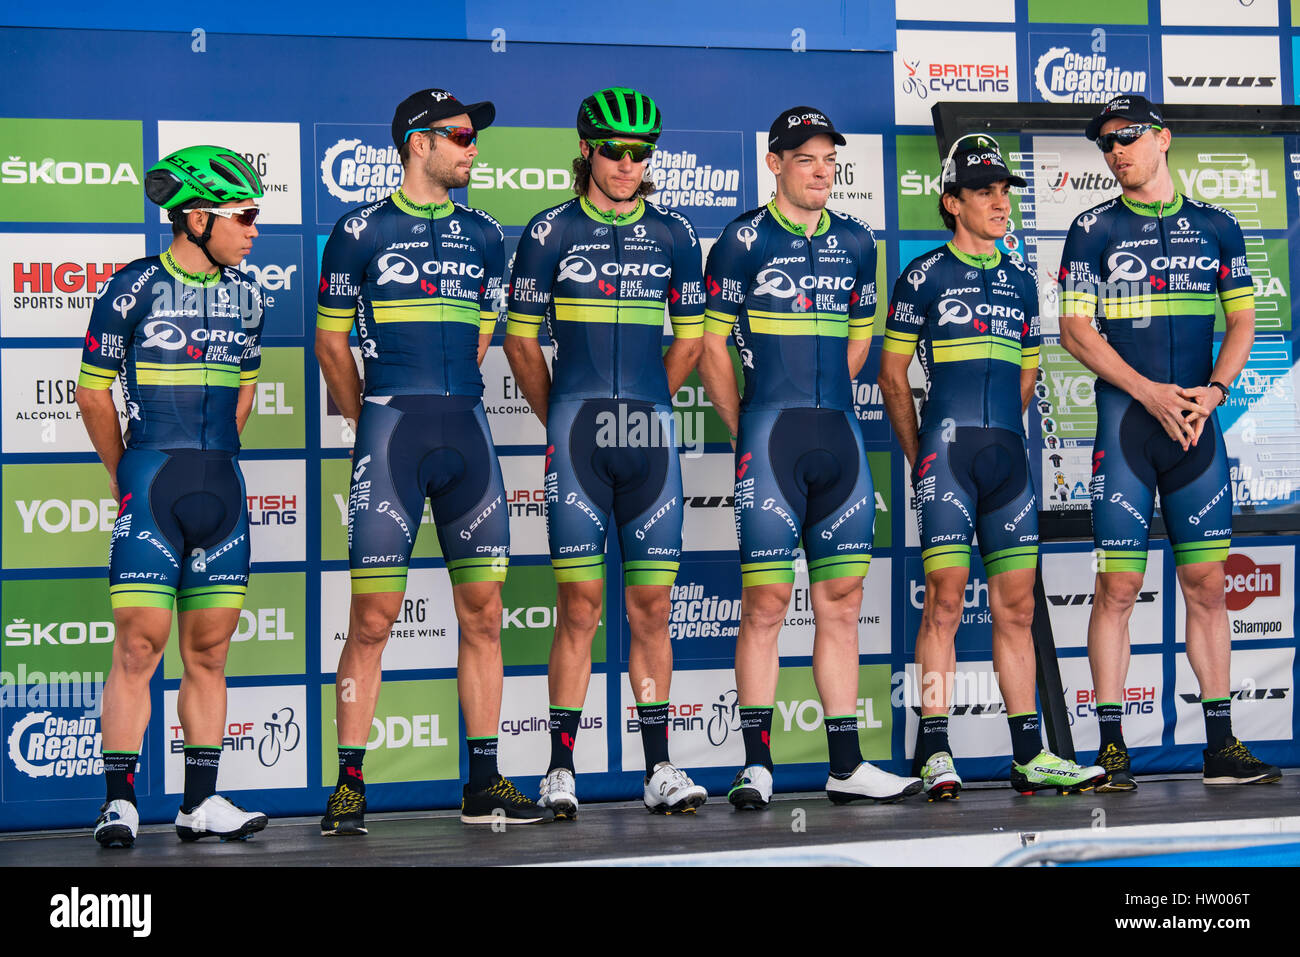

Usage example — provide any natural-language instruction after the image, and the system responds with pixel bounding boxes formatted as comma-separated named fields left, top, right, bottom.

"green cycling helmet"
left=145, top=144, right=264, bottom=210
left=577, top=87, right=662, bottom=142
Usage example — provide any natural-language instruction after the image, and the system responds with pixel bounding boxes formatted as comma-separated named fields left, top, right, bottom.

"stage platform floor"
left=3, top=774, right=1297, bottom=867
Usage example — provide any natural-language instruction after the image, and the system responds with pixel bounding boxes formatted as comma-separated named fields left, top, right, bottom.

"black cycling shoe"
left=1203, top=737, right=1282, bottom=785
left=320, top=784, right=368, bottom=835
left=1095, top=742, right=1137, bottom=792
left=460, top=775, right=554, bottom=825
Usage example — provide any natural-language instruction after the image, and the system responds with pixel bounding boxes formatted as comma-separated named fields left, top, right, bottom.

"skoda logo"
left=111, top=294, right=136, bottom=318
left=530, top=220, right=552, bottom=245
left=557, top=255, right=597, bottom=283
left=937, top=297, right=973, bottom=325
left=344, top=217, right=366, bottom=239
left=376, top=253, right=419, bottom=285
left=752, top=268, right=798, bottom=298
left=1106, top=251, right=1147, bottom=282
left=141, top=319, right=187, bottom=350
left=737, top=226, right=758, bottom=250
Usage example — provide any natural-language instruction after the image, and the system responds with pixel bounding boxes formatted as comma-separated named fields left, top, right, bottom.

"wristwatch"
left=1208, top=380, right=1230, bottom=407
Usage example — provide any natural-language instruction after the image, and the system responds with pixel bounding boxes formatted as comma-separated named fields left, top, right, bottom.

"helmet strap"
left=181, top=209, right=224, bottom=270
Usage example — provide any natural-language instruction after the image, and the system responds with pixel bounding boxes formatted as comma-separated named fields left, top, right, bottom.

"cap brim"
left=772, top=129, right=846, bottom=152
left=464, top=101, right=495, bottom=132
left=963, top=169, right=1027, bottom=190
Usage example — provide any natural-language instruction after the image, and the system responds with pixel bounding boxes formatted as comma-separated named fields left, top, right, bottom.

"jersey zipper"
left=809, top=233, right=821, bottom=408
left=612, top=225, right=622, bottom=399
left=200, top=282, right=211, bottom=450
left=1157, top=200, right=1172, bottom=386
left=980, top=264, right=991, bottom=428
left=435, top=215, right=450, bottom=395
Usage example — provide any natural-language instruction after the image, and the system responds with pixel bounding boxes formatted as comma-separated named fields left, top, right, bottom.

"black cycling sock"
left=467, top=736, right=499, bottom=792
left=1008, top=712, right=1043, bottom=766
left=181, top=746, right=221, bottom=813
left=740, top=706, right=774, bottom=771
left=548, top=706, right=581, bottom=773
left=104, top=751, right=138, bottom=804
left=636, top=701, right=671, bottom=773
left=917, top=715, right=950, bottom=764
left=1203, top=697, right=1233, bottom=753
left=1097, top=703, right=1125, bottom=749
left=336, top=746, right=366, bottom=795
left=825, top=715, right=862, bottom=777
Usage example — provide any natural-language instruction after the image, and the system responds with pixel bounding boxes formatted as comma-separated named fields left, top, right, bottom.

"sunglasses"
left=1096, top=123, right=1161, bottom=154
left=588, top=139, right=657, bottom=163
left=406, top=125, right=477, bottom=148
left=194, top=205, right=261, bottom=226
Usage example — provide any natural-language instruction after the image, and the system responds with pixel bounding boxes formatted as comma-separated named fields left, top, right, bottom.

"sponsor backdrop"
left=1, top=3, right=1298, bottom=830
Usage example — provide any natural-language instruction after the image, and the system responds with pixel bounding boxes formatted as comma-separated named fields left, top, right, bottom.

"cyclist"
left=505, top=87, right=708, bottom=817
left=699, top=106, right=921, bottom=808
left=880, top=135, right=1105, bottom=798
left=317, top=89, right=550, bottom=832
left=79, top=145, right=270, bottom=846
left=1059, top=95, right=1280, bottom=788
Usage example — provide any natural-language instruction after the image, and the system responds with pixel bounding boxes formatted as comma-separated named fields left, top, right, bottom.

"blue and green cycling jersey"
left=703, top=201, right=877, bottom=413
left=885, top=242, right=1041, bottom=436
left=506, top=195, right=705, bottom=404
left=1057, top=192, right=1254, bottom=393
left=317, top=188, right=505, bottom=398
left=77, top=251, right=264, bottom=452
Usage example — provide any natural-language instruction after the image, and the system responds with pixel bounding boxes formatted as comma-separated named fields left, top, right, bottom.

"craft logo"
left=0, top=119, right=143, bottom=222
left=1030, top=32, right=1150, bottom=104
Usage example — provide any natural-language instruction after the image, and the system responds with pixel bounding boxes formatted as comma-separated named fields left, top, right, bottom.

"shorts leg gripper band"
left=109, top=583, right=176, bottom=610
left=921, top=544, right=971, bottom=575
left=623, top=560, right=679, bottom=587
left=982, top=546, right=1038, bottom=577
left=552, top=555, right=606, bottom=583
left=177, top=585, right=247, bottom=612
left=807, top=553, right=871, bottom=583
left=1097, top=550, right=1147, bottom=574
left=447, top=556, right=509, bottom=585
left=741, top=561, right=795, bottom=588
left=1173, top=540, right=1229, bottom=567
left=350, top=567, right=408, bottom=595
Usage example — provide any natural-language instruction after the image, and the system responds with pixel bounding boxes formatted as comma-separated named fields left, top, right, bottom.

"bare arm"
left=664, top=337, right=703, bottom=397
left=1184, top=307, right=1255, bottom=443
left=315, top=328, right=362, bottom=426
left=1058, top=312, right=1199, bottom=449
left=696, top=332, right=740, bottom=439
left=878, top=349, right=919, bottom=469
left=478, top=332, right=493, bottom=366
left=503, top=334, right=552, bottom=427
left=1020, top=367, right=1036, bottom=415
left=76, top=387, right=125, bottom=501
left=847, top=337, right=870, bottom=380
left=236, top=383, right=256, bottom=434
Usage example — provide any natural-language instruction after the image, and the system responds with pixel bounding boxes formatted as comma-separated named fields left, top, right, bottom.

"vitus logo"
left=1224, top=553, right=1281, bottom=611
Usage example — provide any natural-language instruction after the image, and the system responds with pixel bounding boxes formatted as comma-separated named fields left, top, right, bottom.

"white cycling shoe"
left=826, top=761, right=924, bottom=804
left=644, top=762, right=708, bottom=814
left=94, top=799, right=139, bottom=848
left=537, top=767, right=579, bottom=820
left=175, top=794, right=268, bottom=842
left=919, top=751, right=963, bottom=801
left=727, top=765, right=774, bottom=810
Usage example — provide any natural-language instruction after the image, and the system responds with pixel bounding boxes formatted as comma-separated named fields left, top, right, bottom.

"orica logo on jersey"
left=937, top=297, right=973, bottom=325
left=530, top=220, right=552, bottom=245
left=557, top=255, right=597, bottom=284
left=375, top=253, right=419, bottom=285
left=140, top=320, right=187, bottom=350
left=344, top=216, right=366, bottom=239
left=753, top=268, right=798, bottom=298
left=906, top=269, right=926, bottom=290
left=1077, top=212, right=1098, bottom=233
left=111, top=293, right=135, bottom=318
left=1106, top=250, right=1147, bottom=281
left=737, top=226, right=758, bottom=250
